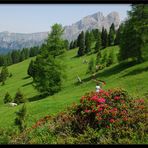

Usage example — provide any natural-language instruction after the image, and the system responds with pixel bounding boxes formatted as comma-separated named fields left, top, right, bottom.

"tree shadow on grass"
left=81, top=60, right=138, bottom=83
left=22, top=81, right=33, bottom=87
left=22, top=76, right=31, bottom=80
left=71, top=55, right=79, bottom=59
left=121, top=66, right=148, bottom=77
left=28, top=93, right=48, bottom=102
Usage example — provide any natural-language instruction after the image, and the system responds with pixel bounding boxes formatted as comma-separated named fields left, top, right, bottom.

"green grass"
left=0, top=45, right=148, bottom=129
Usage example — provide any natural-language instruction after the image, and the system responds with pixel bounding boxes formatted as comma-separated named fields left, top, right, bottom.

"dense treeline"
left=0, top=46, right=41, bottom=66
left=119, top=4, right=148, bottom=63
left=68, top=23, right=120, bottom=57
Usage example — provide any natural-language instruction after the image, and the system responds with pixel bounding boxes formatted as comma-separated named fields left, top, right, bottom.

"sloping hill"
left=0, top=45, right=148, bottom=129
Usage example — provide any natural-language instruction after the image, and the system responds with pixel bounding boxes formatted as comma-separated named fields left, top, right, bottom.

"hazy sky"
left=0, top=4, right=131, bottom=33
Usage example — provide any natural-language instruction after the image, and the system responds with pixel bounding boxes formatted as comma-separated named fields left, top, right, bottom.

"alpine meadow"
left=0, top=4, right=148, bottom=144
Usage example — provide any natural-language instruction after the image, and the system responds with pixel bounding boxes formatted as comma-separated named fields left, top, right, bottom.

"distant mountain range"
left=0, top=11, right=120, bottom=54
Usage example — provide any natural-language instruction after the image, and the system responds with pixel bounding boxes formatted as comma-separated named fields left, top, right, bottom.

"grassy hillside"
left=0, top=45, right=148, bottom=129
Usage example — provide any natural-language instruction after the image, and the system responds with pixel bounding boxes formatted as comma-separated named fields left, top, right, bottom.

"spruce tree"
left=85, top=31, right=91, bottom=53
left=0, top=66, right=9, bottom=85
left=45, top=24, right=65, bottom=58
left=119, top=4, right=148, bottom=63
left=3, top=92, right=12, bottom=104
left=15, top=103, right=27, bottom=132
left=94, top=32, right=101, bottom=53
left=32, top=54, right=64, bottom=96
left=87, top=57, right=96, bottom=74
left=14, top=89, right=26, bottom=104
left=108, top=23, right=116, bottom=46
left=77, top=31, right=85, bottom=56
left=27, top=60, right=35, bottom=77
left=101, top=27, right=108, bottom=48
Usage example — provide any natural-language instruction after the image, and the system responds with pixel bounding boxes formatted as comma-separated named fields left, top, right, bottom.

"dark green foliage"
left=101, top=51, right=108, bottom=67
left=0, top=55, right=5, bottom=66
left=77, top=31, right=85, bottom=56
left=29, top=46, right=40, bottom=57
left=64, top=40, right=69, bottom=50
left=27, top=60, right=36, bottom=77
left=87, top=57, right=95, bottom=74
left=15, top=103, right=27, bottom=132
left=32, top=54, right=64, bottom=96
left=0, top=66, right=9, bottom=85
left=73, top=40, right=78, bottom=48
left=69, top=41, right=74, bottom=49
left=85, top=31, right=91, bottom=53
left=114, top=24, right=123, bottom=45
left=3, top=92, right=12, bottom=104
left=119, top=21, right=143, bottom=63
left=119, top=4, right=148, bottom=63
left=14, top=89, right=26, bottom=104
left=108, top=23, right=116, bottom=46
left=96, top=50, right=102, bottom=65
left=45, top=24, right=65, bottom=57
left=101, top=27, right=108, bottom=48
left=94, top=32, right=101, bottom=53
left=11, top=50, right=20, bottom=64
left=106, top=51, right=115, bottom=67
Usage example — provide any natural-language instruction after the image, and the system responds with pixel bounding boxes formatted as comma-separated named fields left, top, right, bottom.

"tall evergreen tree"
left=32, top=54, right=64, bottom=95
left=87, top=57, right=96, bottom=74
left=108, top=23, right=116, bottom=46
left=15, top=103, right=27, bottom=132
left=3, top=92, right=12, bottom=104
left=73, top=39, right=77, bottom=48
left=27, top=60, right=36, bottom=77
left=69, top=41, right=74, bottom=49
left=14, top=89, right=26, bottom=104
left=0, top=66, right=9, bottom=85
left=94, top=32, right=101, bottom=53
left=119, top=4, right=147, bottom=63
left=114, top=24, right=123, bottom=45
left=45, top=24, right=65, bottom=58
left=77, top=31, right=85, bottom=56
left=101, top=27, right=108, bottom=48
left=85, top=31, right=91, bottom=53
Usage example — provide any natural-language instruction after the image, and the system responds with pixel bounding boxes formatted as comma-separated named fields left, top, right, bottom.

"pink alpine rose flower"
left=97, top=98, right=106, bottom=103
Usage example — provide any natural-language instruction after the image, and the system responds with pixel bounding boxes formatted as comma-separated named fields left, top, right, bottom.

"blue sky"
left=0, top=4, right=131, bottom=33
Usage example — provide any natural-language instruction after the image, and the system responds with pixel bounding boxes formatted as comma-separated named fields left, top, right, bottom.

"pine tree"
left=106, top=51, right=115, bottom=67
left=3, top=92, right=12, bottom=104
left=101, top=27, right=108, bottom=48
left=45, top=24, right=65, bottom=58
left=14, top=89, right=26, bottom=104
left=0, top=66, right=9, bottom=85
left=87, top=57, right=96, bottom=74
left=85, top=31, right=91, bottom=53
left=73, top=39, right=77, bottom=48
left=114, top=25, right=122, bottom=45
left=15, top=103, right=27, bottom=132
left=101, top=51, right=108, bottom=67
left=108, top=23, right=116, bottom=46
left=77, top=31, right=85, bottom=56
left=64, top=40, right=69, bottom=50
left=69, top=41, right=74, bottom=49
left=119, top=4, right=148, bottom=63
left=27, top=60, right=35, bottom=77
left=32, top=54, right=64, bottom=96
left=94, top=32, right=101, bottom=53
left=96, top=50, right=102, bottom=65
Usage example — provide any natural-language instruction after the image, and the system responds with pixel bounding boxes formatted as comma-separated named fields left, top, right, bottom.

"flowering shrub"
left=72, top=88, right=146, bottom=130
left=10, top=88, right=147, bottom=144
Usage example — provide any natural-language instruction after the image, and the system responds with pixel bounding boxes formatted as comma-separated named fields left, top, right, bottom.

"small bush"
left=3, top=92, right=12, bottom=104
left=14, top=89, right=26, bottom=104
